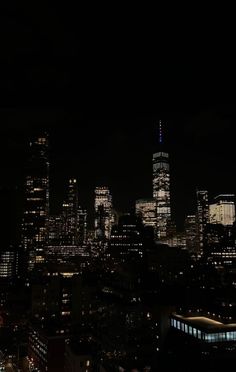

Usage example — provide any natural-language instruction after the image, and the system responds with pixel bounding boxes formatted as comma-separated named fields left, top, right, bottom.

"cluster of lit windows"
left=171, top=317, right=236, bottom=342
left=29, top=332, right=48, bottom=364
left=0, top=251, right=16, bottom=278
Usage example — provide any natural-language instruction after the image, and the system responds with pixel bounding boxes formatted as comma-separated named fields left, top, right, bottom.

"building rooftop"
left=173, top=314, right=236, bottom=332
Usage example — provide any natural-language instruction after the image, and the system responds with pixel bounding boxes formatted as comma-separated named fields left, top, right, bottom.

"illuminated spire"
left=159, top=120, right=163, bottom=144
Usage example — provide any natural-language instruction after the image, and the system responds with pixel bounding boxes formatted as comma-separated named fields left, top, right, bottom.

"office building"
left=21, top=134, right=49, bottom=270
left=109, top=214, right=145, bottom=265
left=209, top=194, right=235, bottom=226
left=28, top=326, right=65, bottom=372
left=170, top=313, right=236, bottom=343
left=0, top=249, right=18, bottom=278
left=77, top=208, right=87, bottom=245
left=94, top=186, right=112, bottom=240
left=185, top=215, right=198, bottom=254
left=61, top=179, right=79, bottom=245
left=135, top=198, right=156, bottom=231
left=153, top=121, right=171, bottom=239
left=196, top=190, right=209, bottom=253
left=48, top=215, right=63, bottom=245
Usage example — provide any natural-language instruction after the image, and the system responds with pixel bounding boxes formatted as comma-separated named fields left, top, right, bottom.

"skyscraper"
left=196, top=190, right=209, bottom=253
left=135, top=198, right=156, bottom=231
left=152, top=121, right=171, bottom=239
left=77, top=207, right=87, bottom=245
left=61, top=179, right=79, bottom=245
left=185, top=214, right=198, bottom=254
left=22, top=134, right=49, bottom=270
left=94, top=186, right=112, bottom=240
left=209, top=194, right=235, bottom=226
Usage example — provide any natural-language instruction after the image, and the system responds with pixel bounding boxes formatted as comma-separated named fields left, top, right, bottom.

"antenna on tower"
left=159, top=120, right=163, bottom=144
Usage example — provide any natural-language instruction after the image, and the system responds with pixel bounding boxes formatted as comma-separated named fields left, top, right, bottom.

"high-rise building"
left=109, top=214, right=145, bottom=265
left=61, top=179, right=78, bottom=245
left=94, top=186, right=112, bottom=240
left=209, top=194, right=235, bottom=226
left=22, top=134, right=49, bottom=270
left=152, top=121, right=171, bottom=239
left=0, top=248, right=18, bottom=278
left=48, top=215, right=63, bottom=245
left=185, top=214, right=198, bottom=254
left=60, top=179, right=87, bottom=246
left=77, top=207, right=87, bottom=245
left=135, top=198, right=156, bottom=231
left=196, top=190, right=209, bottom=253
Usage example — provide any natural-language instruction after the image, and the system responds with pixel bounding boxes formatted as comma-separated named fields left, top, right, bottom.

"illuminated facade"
left=196, top=190, right=209, bottom=252
left=109, top=214, right=144, bottom=264
left=22, top=134, right=49, bottom=270
left=48, top=215, right=63, bottom=245
left=209, top=194, right=235, bottom=226
left=28, top=327, right=65, bottom=372
left=135, top=198, right=156, bottom=231
left=94, top=186, right=112, bottom=240
left=61, top=179, right=79, bottom=245
left=77, top=207, right=87, bottom=245
left=204, top=224, right=236, bottom=267
left=0, top=249, right=18, bottom=278
left=185, top=215, right=198, bottom=254
left=171, top=313, right=236, bottom=343
left=152, top=121, right=171, bottom=239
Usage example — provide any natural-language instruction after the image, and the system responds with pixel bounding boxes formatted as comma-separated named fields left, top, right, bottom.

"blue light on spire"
left=159, top=120, right=163, bottom=144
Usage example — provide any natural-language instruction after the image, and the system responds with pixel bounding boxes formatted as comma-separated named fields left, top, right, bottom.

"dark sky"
left=1, top=5, right=236, bottom=241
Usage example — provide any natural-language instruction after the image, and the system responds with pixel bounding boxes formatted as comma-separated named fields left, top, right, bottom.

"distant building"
left=185, top=215, right=198, bottom=254
left=65, top=340, right=94, bottom=372
left=0, top=248, right=18, bottom=278
left=48, top=215, right=63, bottom=245
left=209, top=194, right=235, bottom=226
left=77, top=207, right=87, bottom=245
left=21, top=134, right=49, bottom=270
left=153, top=121, right=171, bottom=239
left=60, top=179, right=87, bottom=246
left=170, top=313, right=236, bottom=342
left=204, top=223, right=236, bottom=268
left=94, top=187, right=113, bottom=240
left=61, top=179, right=79, bottom=245
left=196, top=190, right=209, bottom=253
left=28, top=326, right=65, bottom=372
left=135, top=198, right=156, bottom=231
left=109, top=214, right=145, bottom=265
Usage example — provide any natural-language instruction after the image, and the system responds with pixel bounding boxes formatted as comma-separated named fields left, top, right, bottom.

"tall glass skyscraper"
left=94, top=186, right=112, bottom=240
left=152, top=121, right=171, bottom=239
left=22, top=134, right=49, bottom=270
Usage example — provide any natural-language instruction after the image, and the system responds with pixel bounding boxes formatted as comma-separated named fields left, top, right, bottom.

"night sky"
left=1, top=5, right=236, bottom=241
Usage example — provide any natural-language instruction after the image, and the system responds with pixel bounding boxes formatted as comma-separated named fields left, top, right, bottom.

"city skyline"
left=2, top=5, right=236, bottom=370
left=1, top=107, right=236, bottom=245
